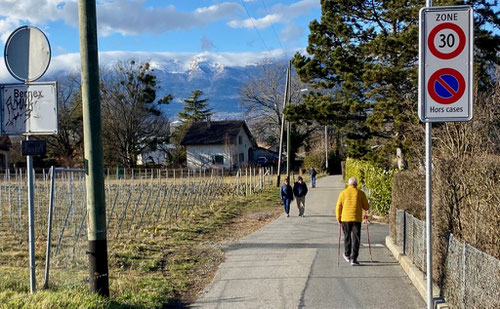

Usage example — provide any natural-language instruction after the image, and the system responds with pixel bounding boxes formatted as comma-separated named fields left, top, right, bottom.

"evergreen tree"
left=177, top=90, right=213, bottom=123
left=288, top=0, right=499, bottom=168
left=167, top=90, right=213, bottom=167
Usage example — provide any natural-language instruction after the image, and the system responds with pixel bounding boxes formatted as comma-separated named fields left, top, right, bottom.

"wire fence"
left=395, top=209, right=500, bottom=309
left=0, top=166, right=275, bottom=292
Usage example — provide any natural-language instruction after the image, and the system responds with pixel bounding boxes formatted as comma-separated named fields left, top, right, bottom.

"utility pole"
left=285, top=61, right=292, bottom=180
left=78, top=0, right=109, bottom=296
left=276, top=62, right=291, bottom=186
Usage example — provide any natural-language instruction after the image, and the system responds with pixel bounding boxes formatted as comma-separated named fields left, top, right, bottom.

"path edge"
left=385, top=236, right=449, bottom=309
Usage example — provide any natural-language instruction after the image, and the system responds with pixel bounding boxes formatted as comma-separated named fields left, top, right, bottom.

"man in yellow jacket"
left=336, top=177, right=370, bottom=265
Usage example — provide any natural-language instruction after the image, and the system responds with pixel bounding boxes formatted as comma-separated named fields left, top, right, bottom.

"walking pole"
left=364, top=212, right=373, bottom=262
left=337, top=222, right=341, bottom=267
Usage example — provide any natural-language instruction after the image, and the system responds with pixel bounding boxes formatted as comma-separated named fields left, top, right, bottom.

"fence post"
left=462, top=240, right=467, bottom=306
left=403, top=210, right=407, bottom=255
left=43, top=166, right=56, bottom=289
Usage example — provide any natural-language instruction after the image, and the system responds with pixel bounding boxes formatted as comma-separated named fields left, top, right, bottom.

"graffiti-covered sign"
left=1, top=82, right=58, bottom=135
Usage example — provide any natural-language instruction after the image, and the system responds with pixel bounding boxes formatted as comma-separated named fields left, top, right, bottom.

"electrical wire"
left=261, top=0, right=288, bottom=59
left=239, top=0, right=274, bottom=58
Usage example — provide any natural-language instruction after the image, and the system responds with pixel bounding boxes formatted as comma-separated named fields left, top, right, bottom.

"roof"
left=181, top=120, right=257, bottom=147
left=0, top=136, right=11, bottom=151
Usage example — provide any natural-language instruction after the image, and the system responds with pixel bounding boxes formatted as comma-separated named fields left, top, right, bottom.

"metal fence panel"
left=462, top=239, right=500, bottom=309
left=0, top=167, right=274, bottom=290
left=395, top=211, right=500, bottom=309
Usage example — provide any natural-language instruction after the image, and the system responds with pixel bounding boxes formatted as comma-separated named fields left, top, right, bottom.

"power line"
left=239, top=0, right=274, bottom=58
left=261, top=0, right=288, bottom=59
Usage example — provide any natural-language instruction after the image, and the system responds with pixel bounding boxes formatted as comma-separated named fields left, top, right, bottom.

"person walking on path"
left=309, top=167, right=317, bottom=188
left=280, top=177, right=293, bottom=217
left=335, top=177, right=370, bottom=265
left=293, top=176, right=308, bottom=217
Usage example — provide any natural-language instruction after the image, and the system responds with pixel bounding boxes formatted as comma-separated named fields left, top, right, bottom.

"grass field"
left=0, top=184, right=282, bottom=308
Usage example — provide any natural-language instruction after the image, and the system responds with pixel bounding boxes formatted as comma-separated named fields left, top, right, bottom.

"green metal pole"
left=78, top=0, right=109, bottom=296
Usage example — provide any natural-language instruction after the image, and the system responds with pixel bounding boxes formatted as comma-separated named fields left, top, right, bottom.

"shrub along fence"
left=395, top=210, right=499, bottom=309
left=391, top=153, right=499, bottom=308
left=343, top=158, right=395, bottom=216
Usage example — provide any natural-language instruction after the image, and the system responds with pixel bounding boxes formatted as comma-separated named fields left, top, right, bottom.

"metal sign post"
left=3, top=25, right=55, bottom=294
left=419, top=3, right=473, bottom=308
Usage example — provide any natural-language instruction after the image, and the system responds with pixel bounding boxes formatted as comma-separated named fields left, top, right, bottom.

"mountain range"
left=14, top=52, right=288, bottom=121
left=151, top=57, right=263, bottom=120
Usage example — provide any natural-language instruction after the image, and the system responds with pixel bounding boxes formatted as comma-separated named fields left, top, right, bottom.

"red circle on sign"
left=428, top=68, right=466, bottom=104
left=428, top=22, right=466, bottom=59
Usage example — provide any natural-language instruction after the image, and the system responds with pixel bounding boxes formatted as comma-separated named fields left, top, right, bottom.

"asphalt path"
left=192, top=175, right=425, bottom=308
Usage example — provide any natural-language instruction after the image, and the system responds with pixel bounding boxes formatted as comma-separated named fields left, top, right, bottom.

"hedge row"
left=344, top=158, right=395, bottom=216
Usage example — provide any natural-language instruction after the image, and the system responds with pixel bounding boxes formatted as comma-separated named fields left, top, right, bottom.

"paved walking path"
left=192, top=175, right=425, bottom=308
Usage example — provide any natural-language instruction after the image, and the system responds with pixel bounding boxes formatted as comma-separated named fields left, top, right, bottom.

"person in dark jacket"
left=280, top=178, right=293, bottom=217
left=309, top=167, right=317, bottom=188
left=293, top=176, right=308, bottom=217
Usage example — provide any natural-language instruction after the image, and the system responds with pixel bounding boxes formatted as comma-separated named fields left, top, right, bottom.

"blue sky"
left=0, top=0, right=321, bottom=79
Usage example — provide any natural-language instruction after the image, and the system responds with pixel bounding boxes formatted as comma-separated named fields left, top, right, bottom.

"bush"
left=344, top=158, right=395, bottom=216
left=303, top=150, right=325, bottom=171
left=389, top=170, right=425, bottom=240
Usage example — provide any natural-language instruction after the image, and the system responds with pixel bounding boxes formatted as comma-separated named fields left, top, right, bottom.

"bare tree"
left=239, top=61, right=305, bottom=147
left=46, top=73, right=84, bottom=167
left=100, top=60, right=172, bottom=167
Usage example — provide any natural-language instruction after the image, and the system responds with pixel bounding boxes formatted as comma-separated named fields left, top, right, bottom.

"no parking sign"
left=419, top=6, right=473, bottom=122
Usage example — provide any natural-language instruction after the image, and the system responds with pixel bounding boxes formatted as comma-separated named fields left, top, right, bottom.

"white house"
left=181, top=120, right=257, bottom=170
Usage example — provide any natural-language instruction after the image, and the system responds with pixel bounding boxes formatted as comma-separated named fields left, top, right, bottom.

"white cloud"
left=0, top=1, right=243, bottom=40
left=0, top=49, right=289, bottom=80
left=95, top=1, right=242, bottom=36
left=0, top=0, right=65, bottom=24
left=0, top=17, right=21, bottom=42
left=277, top=0, right=320, bottom=18
left=228, top=14, right=281, bottom=29
left=11, top=49, right=287, bottom=79
left=228, top=0, right=319, bottom=30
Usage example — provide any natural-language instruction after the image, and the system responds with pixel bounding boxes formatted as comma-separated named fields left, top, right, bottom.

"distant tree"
left=45, top=73, right=84, bottom=167
left=177, top=90, right=213, bottom=123
left=100, top=60, right=172, bottom=168
left=165, top=90, right=212, bottom=168
left=288, top=0, right=499, bottom=168
left=239, top=62, right=307, bottom=147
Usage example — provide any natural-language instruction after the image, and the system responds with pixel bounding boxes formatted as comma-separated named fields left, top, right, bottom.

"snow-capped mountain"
left=153, top=58, right=262, bottom=120
left=13, top=51, right=286, bottom=121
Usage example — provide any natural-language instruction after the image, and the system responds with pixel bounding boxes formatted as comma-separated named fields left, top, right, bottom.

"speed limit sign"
left=419, top=6, right=473, bottom=122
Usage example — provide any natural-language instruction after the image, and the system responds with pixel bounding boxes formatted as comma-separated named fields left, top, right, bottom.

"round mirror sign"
left=4, top=26, right=51, bottom=82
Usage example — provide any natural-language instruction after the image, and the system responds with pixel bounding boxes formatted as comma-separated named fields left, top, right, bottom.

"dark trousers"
left=342, top=222, right=361, bottom=261
left=282, top=198, right=291, bottom=214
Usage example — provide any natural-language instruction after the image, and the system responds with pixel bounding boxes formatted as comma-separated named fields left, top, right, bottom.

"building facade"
left=181, top=120, right=257, bottom=170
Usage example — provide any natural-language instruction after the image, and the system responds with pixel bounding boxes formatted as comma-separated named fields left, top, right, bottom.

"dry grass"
left=0, top=186, right=282, bottom=308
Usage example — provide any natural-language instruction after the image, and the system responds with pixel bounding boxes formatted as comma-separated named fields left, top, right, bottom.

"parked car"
left=256, top=156, right=268, bottom=166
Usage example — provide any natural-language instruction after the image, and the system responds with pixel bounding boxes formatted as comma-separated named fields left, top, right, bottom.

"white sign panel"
left=1, top=82, right=58, bottom=135
left=419, top=6, right=473, bottom=122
